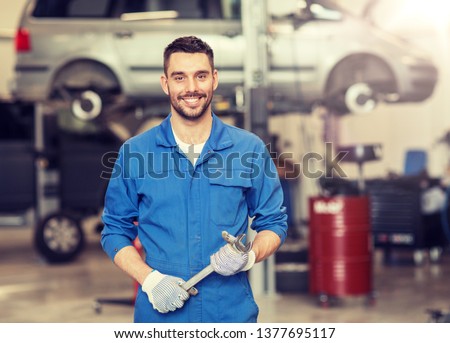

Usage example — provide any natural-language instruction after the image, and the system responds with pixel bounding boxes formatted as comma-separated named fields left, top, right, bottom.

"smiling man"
left=162, top=47, right=217, bottom=122
left=101, top=36, right=288, bottom=323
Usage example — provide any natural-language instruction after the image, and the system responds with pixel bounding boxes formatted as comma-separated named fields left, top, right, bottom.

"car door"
left=111, top=0, right=244, bottom=102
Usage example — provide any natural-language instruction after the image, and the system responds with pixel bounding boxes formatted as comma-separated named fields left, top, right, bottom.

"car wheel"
left=34, top=212, right=85, bottom=263
left=344, top=82, right=378, bottom=114
left=71, top=89, right=104, bottom=121
left=51, top=61, right=121, bottom=122
left=325, top=54, right=395, bottom=114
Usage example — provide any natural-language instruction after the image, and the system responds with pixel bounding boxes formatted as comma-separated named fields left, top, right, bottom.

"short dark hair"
left=163, top=36, right=214, bottom=75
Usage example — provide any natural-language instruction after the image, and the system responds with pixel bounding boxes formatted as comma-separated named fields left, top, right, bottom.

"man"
left=101, top=36, right=287, bottom=323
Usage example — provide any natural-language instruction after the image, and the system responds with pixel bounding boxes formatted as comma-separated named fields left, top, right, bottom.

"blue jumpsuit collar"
left=155, top=113, right=234, bottom=151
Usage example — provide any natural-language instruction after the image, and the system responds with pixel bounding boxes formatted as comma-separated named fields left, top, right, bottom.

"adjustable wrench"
left=181, top=231, right=252, bottom=296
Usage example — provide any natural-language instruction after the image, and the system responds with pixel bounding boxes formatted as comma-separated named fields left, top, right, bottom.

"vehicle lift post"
left=34, top=103, right=60, bottom=227
left=242, top=0, right=276, bottom=296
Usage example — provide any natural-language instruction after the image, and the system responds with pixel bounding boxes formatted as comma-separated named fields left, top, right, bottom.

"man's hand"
left=210, top=244, right=256, bottom=276
left=142, top=270, right=189, bottom=313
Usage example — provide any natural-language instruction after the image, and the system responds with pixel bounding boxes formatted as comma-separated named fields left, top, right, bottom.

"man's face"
left=160, top=52, right=218, bottom=121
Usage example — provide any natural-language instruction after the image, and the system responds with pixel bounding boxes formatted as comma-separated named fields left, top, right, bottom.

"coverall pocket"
left=209, top=173, right=251, bottom=227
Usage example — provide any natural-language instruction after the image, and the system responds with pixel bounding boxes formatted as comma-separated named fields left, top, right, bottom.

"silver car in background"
left=11, top=0, right=438, bottom=121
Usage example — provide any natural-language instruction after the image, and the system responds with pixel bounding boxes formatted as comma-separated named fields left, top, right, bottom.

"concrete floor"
left=1, top=224, right=449, bottom=323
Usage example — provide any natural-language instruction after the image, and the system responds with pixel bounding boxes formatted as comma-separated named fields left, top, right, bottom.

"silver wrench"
left=181, top=231, right=252, bottom=296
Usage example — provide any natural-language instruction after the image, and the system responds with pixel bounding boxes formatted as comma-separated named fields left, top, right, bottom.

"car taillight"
left=15, top=28, right=31, bottom=52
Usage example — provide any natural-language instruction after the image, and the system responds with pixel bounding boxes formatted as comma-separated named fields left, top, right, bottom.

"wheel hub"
left=72, top=90, right=102, bottom=121
left=43, top=217, right=80, bottom=253
left=345, top=83, right=377, bottom=113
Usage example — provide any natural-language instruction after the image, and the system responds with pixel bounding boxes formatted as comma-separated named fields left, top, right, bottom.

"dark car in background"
left=11, top=0, right=438, bottom=122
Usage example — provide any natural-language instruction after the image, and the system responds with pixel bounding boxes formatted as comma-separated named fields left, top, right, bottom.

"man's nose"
left=186, top=77, right=198, bottom=92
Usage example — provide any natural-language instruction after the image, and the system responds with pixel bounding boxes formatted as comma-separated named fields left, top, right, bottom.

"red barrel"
left=309, top=196, right=372, bottom=296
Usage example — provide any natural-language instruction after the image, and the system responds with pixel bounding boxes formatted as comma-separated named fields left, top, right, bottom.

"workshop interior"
left=1, top=0, right=450, bottom=323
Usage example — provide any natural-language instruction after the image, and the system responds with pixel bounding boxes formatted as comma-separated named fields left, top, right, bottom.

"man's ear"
left=160, top=75, right=169, bottom=95
left=213, top=69, right=219, bottom=91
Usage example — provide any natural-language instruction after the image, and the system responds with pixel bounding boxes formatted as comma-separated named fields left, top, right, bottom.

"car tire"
left=51, top=61, right=121, bottom=122
left=34, top=212, right=85, bottom=264
left=325, top=54, right=395, bottom=114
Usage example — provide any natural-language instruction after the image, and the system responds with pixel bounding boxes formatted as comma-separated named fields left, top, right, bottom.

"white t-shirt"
left=172, top=130, right=206, bottom=166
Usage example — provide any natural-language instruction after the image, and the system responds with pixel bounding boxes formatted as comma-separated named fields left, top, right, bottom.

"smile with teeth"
left=181, top=95, right=204, bottom=106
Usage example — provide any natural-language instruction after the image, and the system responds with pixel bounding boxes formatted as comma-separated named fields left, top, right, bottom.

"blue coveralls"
left=101, top=114, right=288, bottom=322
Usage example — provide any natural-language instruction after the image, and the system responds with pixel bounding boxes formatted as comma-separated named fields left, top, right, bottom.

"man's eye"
left=198, top=74, right=207, bottom=79
left=174, top=76, right=184, bottom=81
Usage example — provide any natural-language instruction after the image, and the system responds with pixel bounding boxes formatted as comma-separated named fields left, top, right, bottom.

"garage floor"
left=1, top=223, right=450, bottom=323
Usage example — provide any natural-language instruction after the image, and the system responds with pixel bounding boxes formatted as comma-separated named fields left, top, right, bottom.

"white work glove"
left=210, top=244, right=256, bottom=276
left=142, top=270, right=189, bottom=314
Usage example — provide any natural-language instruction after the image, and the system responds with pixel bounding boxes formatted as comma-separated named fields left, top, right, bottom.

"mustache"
left=177, top=92, right=206, bottom=99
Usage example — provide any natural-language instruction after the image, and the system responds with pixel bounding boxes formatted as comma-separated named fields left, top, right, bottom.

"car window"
left=68, top=0, right=110, bottom=17
left=220, top=0, right=241, bottom=19
left=120, top=0, right=241, bottom=20
left=269, top=0, right=342, bottom=22
left=32, top=0, right=112, bottom=18
left=310, top=1, right=342, bottom=21
left=31, top=0, right=241, bottom=20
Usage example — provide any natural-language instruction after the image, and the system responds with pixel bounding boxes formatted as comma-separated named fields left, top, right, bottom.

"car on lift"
left=11, top=0, right=438, bottom=123
left=8, top=0, right=439, bottom=264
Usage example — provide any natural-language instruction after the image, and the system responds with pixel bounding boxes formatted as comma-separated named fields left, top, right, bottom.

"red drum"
left=309, top=196, right=373, bottom=300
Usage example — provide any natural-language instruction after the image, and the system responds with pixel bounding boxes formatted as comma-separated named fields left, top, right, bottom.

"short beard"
left=170, top=92, right=212, bottom=121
